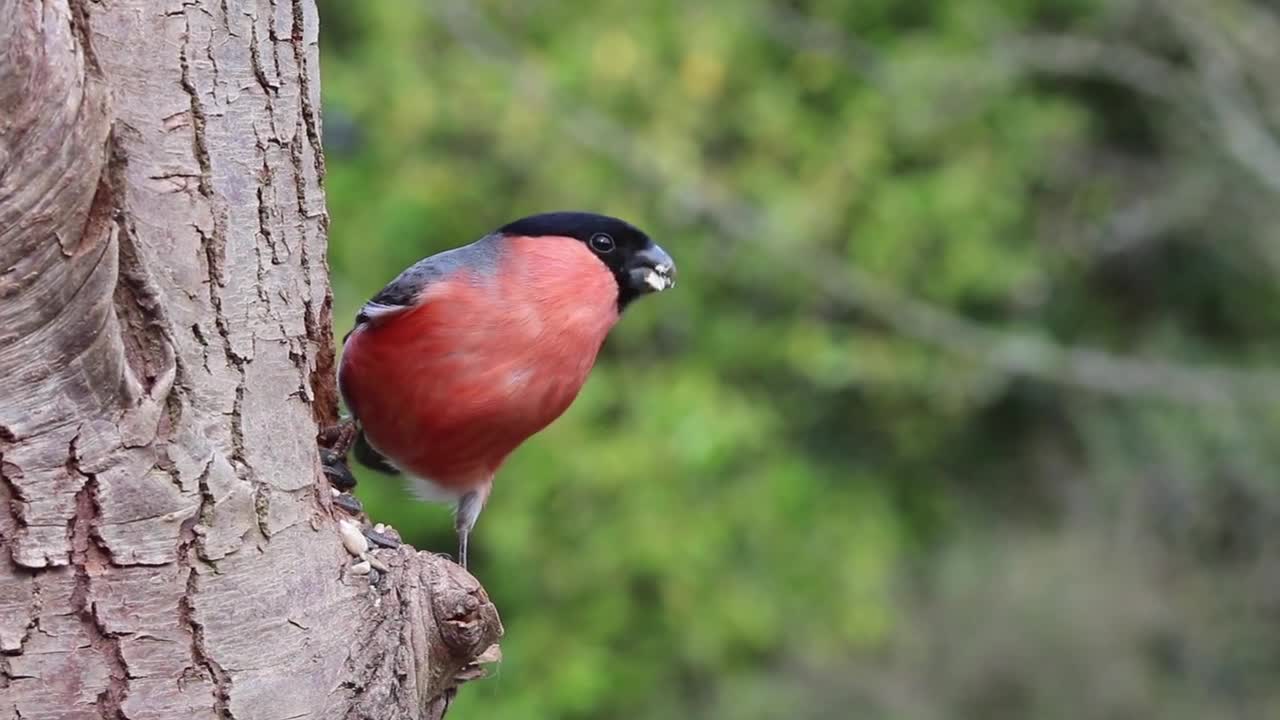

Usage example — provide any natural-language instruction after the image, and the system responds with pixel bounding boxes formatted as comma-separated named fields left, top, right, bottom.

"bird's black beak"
left=626, top=243, right=676, bottom=295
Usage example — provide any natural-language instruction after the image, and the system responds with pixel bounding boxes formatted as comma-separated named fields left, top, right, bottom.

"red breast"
left=338, top=235, right=619, bottom=492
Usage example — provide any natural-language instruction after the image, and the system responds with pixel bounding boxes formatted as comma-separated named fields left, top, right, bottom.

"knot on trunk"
left=345, top=546, right=503, bottom=718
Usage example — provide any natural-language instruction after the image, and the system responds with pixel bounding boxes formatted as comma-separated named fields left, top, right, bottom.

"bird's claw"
left=318, top=419, right=359, bottom=456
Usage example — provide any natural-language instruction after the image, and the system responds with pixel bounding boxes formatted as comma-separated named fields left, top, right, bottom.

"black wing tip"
left=353, top=431, right=401, bottom=476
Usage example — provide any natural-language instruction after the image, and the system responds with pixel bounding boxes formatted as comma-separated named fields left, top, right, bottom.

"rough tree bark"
left=0, top=2, right=501, bottom=718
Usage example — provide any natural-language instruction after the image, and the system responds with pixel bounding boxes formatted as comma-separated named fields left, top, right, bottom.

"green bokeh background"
left=317, top=1, right=1280, bottom=718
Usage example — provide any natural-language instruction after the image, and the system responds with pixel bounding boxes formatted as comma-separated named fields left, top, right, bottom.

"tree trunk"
left=0, top=2, right=501, bottom=718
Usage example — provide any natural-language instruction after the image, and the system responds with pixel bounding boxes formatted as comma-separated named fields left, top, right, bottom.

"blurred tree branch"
left=434, top=0, right=1280, bottom=407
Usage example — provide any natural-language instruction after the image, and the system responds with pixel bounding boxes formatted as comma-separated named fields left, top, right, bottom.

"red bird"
left=336, top=212, right=676, bottom=568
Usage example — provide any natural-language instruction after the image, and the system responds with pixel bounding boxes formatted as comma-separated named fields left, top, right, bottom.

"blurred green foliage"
left=318, top=1, right=1280, bottom=717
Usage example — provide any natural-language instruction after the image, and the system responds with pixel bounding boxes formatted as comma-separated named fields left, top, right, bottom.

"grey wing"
left=349, top=258, right=447, bottom=332
left=343, top=237, right=501, bottom=342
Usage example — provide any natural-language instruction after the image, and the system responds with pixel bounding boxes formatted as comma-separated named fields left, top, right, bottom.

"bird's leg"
left=454, top=487, right=488, bottom=570
left=319, top=419, right=360, bottom=490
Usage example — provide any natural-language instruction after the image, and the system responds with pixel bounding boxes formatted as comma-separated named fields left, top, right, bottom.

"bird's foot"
left=318, top=418, right=359, bottom=456
left=323, top=451, right=364, bottom=525
left=319, top=422, right=362, bottom=526
left=319, top=424, right=363, bottom=519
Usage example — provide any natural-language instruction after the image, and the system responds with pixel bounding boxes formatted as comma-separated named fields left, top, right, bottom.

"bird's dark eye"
left=589, top=233, right=616, bottom=254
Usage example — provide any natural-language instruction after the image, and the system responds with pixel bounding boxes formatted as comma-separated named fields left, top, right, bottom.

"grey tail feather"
left=353, top=431, right=401, bottom=475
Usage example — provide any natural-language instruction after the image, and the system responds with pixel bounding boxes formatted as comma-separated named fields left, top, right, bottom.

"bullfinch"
left=334, top=212, right=676, bottom=568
